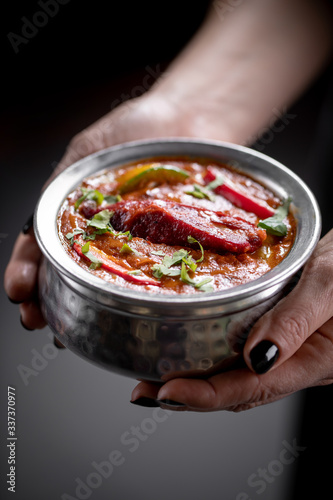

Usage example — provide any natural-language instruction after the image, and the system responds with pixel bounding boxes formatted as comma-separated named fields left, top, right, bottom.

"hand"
left=131, top=229, right=333, bottom=412
left=3, top=94, right=188, bottom=330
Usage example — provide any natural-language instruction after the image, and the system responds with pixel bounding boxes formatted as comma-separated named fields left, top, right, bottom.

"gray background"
left=2, top=1, right=332, bottom=499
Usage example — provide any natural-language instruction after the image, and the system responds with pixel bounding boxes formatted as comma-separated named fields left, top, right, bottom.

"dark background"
left=1, top=1, right=333, bottom=499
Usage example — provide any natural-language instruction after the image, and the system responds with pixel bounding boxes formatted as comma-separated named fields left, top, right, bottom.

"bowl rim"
left=34, top=137, right=321, bottom=313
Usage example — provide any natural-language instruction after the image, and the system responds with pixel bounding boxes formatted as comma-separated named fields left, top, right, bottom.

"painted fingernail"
left=22, top=214, right=34, bottom=234
left=158, top=399, right=186, bottom=408
left=54, top=337, right=66, bottom=349
left=250, top=340, right=279, bottom=374
left=8, top=296, right=23, bottom=304
left=20, top=316, right=34, bottom=331
left=130, top=397, right=160, bottom=408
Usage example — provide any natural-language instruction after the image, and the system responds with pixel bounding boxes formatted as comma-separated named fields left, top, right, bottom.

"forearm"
left=150, top=0, right=333, bottom=144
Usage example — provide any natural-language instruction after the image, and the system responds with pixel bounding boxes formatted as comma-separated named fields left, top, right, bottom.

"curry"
left=57, top=157, right=296, bottom=294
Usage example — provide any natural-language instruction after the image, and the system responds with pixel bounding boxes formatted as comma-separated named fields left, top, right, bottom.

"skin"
left=4, top=0, right=333, bottom=411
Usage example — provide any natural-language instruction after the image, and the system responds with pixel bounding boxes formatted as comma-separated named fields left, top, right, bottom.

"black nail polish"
left=8, top=296, right=23, bottom=305
left=130, top=397, right=160, bottom=408
left=22, top=214, right=34, bottom=234
left=54, top=337, right=65, bottom=349
left=250, top=340, right=279, bottom=374
left=158, top=399, right=186, bottom=408
left=20, top=316, right=34, bottom=331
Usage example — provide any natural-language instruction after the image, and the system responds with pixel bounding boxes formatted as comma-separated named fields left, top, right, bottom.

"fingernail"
left=250, top=340, right=279, bottom=374
left=20, top=316, right=34, bottom=331
left=8, top=296, right=23, bottom=304
left=54, top=337, right=65, bottom=349
left=157, top=399, right=186, bottom=408
left=130, top=397, right=160, bottom=408
left=22, top=214, right=34, bottom=234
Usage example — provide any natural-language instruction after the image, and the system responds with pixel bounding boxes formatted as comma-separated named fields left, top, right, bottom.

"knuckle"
left=251, top=377, right=277, bottom=404
left=275, top=309, right=311, bottom=347
left=305, top=252, right=333, bottom=293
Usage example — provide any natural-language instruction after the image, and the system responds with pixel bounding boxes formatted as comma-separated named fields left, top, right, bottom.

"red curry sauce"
left=57, top=158, right=296, bottom=294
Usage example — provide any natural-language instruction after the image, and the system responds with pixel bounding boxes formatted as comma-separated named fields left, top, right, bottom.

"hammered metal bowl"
left=34, top=138, right=321, bottom=381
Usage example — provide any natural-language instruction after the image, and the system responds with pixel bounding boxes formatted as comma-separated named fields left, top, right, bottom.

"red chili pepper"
left=72, top=240, right=161, bottom=287
left=203, top=167, right=275, bottom=219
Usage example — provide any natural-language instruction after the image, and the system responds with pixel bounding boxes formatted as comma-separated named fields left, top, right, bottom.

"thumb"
left=243, top=230, right=333, bottom=374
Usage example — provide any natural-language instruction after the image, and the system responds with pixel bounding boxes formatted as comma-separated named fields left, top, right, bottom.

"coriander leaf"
left=104, top=194, right=122, bottom=204
left=74, top=188, right=104, bottom=210
left=151, top=250, right=165, bottom=257
left=127, top=270, right=143, bottom=276
left=182, top=254, right=197, bottom=272
left=185, top=184, right=215, bottom=201
left=87, top=210, right=113, bottom=230
left=187, top=236, right=204, bottom=263
left=180, top=262, right=213, bottom=292
left=152, top=263, right=181, bottom=279
left=258, top=197, right=291, bottom=236
left=180, top=261, right=196, bottom=286
left=117, top=230, right=133, bottom=241
left=194, top=277, right=214, bottom=292
left=81, top=241, right=102, bottom=268
left=150, top=246, right=210, bottom=290
left=206, top=175, right=225, bottom=191
left=81, top=241, right=90, bottom=253
left=120, top=243, right=139, bottom=254
left=83, top=233, right=96, bottom=241
left=66, top=228, right=85, bottom=245
left=66, top=228, right=96, bottom=245
left=166, top=249, right=189, bottom=267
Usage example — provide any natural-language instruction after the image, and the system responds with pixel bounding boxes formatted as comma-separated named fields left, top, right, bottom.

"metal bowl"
left=34, top=138, right=321, bottom=381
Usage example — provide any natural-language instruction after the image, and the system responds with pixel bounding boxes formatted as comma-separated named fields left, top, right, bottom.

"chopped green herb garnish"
left=150, top=250, right=165, bottom=257
left=206, top=175, right=225, bottom=191
left=185, top=184, right=215, bottom=201
left=152, top=263, right=181, bottom=279
left=187, top=236, right=204, bottom=263
left=75, top=188, right=122, bottom=211
left=194, top=277, right=214, bottom=292
left=118, top=230, right=133, bottom=241
left=66, top=228, right=95, bottom=246
left=80, top=241, right=102, bottom=269
left=104, top=194, right=122, bottom=204
left=87, top=210, right=113, bottom=230
left=74, top=188, right=104, bottom=210
left=151, top=241, right=212, bottom=292
left=258, top=197, right=292, bottom=236
left=120, top=243, right=139, bottom=254
left=127, top=270, right=143, bottom=276
left=180, top=262, right=213, bottom=291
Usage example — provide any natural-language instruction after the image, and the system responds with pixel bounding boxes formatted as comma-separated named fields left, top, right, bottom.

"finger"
left=4, top=232, right=42, bottom=303
left=130, top=381, right=163, bottom=408
left=20, top=300, right=47, bottom=330
left=243, top=230, right=333, bottom=374
left=131, top=381, right=161, bottom=401
left=152, top=329, right=333, bottom=412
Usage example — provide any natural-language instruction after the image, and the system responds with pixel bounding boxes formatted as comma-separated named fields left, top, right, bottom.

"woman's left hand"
left=131, top=229, right=333, bottom=412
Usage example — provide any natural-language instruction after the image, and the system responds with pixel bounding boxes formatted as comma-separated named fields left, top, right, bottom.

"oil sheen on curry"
left=58, top=158, right=296, bottom=294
